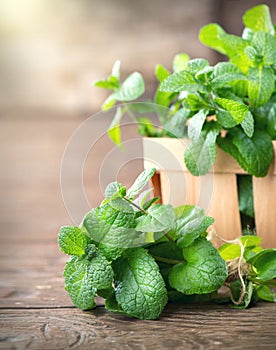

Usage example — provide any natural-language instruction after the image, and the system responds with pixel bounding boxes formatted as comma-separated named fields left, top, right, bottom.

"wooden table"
left=1, top=116, right=276, bottom=349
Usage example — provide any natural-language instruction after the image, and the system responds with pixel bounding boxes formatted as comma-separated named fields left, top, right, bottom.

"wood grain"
left=1, top=304, right=276, bottom=350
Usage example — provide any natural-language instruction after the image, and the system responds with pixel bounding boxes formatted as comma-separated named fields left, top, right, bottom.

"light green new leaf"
left=219, top=243, right=241, bottom=261
left=169, top=238, right=228, bottom=294
left=111, top=72, right=145, bottom=101
left=108, top=107, right=124, bottom=147
left=160, top=70, right=205, bottom=93
left=215, top=97, right=249, bottom=126
left=248, top=66, right=275, bottom=109
left=136, top=204, right=175, bottom=232
left=173, top=53, right=190, bottom=72
left=243, top=4, right=275, bottom=35
left=155, top=64, right=170, bottom=82
left=127, top=168, right=156, bottom=200
left=252, top=32, right=276, bottom=66
left=111, top=60, right=121, bottom=80
left=58, top=226, right=88, bottom=256
left=172, top=205, right=214, bottom=248
left=113, top=248, right=168, bottom=319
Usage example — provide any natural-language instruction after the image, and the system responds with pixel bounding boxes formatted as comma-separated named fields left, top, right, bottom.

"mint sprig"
left=58, top=169, right=275, bottom=319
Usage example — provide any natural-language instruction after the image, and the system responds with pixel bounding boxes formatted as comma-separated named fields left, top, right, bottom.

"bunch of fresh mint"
left=58, top=169, right=276, bottom=319
left=94, top=4, right=276, bottom=178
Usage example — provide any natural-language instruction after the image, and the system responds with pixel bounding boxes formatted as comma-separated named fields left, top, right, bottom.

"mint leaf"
left=248, top=66, right=275, bottom=108
left=187, top=109, right=208, bottom=141
left=105, top=181, right=126, bottom=199
left=186, top=58, right=209, bottom=75
left=127, top=168, right=156, bottom=200
left=243, top=4, right=275, bottom=35
left=232, top=128, right=274, bottom=177
left=215, top=97, right=249, bottom=127
left=64, top=253, right=113, bottom=310
left=251, top=249, right=276, bottom=281
left=255, top=285, right=276, bottom=302
left=171, top=205, right=214, bottom=248
left=169, top=238, right=228, bottom=294
left=113, top=248, right=168, bottom=319
left=108, top=107, right=124, bottom=147
left=254, top=93, right=276, bottom=139
left=147, top=242, right=184, bottom=263
left=163, top=108, right=189, bottom=138
left=230, top=280, right=254, bottom=309
left=155, top=64, right=170, bottom=82
left=160, top=70, right=205, bottom=93
left=219, top=243, right=241, bottom=261
left=173, top=53, right=190, bottom=72
left=111, top=72, right=145, bottom=101
left=184, top=125, right=220, bottom=176
left=252, top=32, right=276, bottom=66
left=58, top=226, right=88, bottom=256
left=64, top=256, right=96, bottom=310
left=241, top=112, right=254, bottom=138
left=83, top=203, right=137, bottom=248
left=136, top=204, right=175, bottom=232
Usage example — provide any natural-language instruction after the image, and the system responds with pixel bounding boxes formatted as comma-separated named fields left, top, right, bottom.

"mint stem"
left=123, top=197, right=148, bottom=214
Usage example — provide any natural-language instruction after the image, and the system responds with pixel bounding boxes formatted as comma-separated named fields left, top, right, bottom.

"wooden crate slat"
left=253, top=174, right=276, bottom=248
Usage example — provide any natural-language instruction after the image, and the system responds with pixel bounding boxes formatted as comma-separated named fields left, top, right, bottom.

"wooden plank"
left=1, top=304, right=276, bottom=350
left=253, top=174, right=276, bottom=248
left=207, top=173, right=242, bottom=241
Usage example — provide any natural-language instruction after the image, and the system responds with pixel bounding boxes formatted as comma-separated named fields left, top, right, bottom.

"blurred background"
left=0, top=0, right=275, bottom=241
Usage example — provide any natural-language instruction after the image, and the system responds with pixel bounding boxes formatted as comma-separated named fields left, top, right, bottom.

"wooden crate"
left=143, top=137, right=276, bottom=248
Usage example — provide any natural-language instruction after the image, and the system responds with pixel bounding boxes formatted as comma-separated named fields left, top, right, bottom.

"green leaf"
left=105, top=181, right=126, bottom=199
left=109, top=198, right=134, bottom=213
left=111, top=72, right=145, bottom=101
left=184, top=125, right=220, bottom=176
left=172, top=205, right=214, bottom=248
left=232, top=128, right=274, bottom=177
left=64, top=256, right=97, bottom=310
left=113, top=248, right=168, bottom=319
left=64, top=252, right=113, bottom=310
left=102, top=95, right=116, bottom=111
left=243, top=4, right=275, bottom=35
left=240, top=112, right=254, bottom=138
left=111, top=60, right=121, bottom=80
left=240, top=235, right=261, bottom=248
left=252, top=32, right=276, bottom=66
left=58, top=226, right=88, bottom=256
left=173, top=53, right=190, bottom=72
left=169, top=238, right=228, bottom=294
left=83, top=203, right=137, bottom=249
left=163, top=108, right=189, bottom=138
left=219, top=243, right=241, bottom=261
left=248, top=66, right=275, bottom=108
left=155, top=64, right=170, bottom=82
left=108, top=107, right=124, bottom=147
left=187, top=109, right=208, bottom=141
left=251, top=249, right=276, bottom=281
left=255, top=285, right=276, bottom=302
left=230, top=279, right=254, bottom=309
left=160, top=70, right=205, bottom=93
left=136, top=204, right=175, bottom=232
left=147, top=242, right=184, bottom=263
left=199, top=23, right=228, bottom=55
left=127, top=168, right=156, bottom=200
left=254, top=94, right=276, bottom=139
left=215, top=97, right=249, bottom=127
left=186, top=58, right=209, bottom=75
left=237, top=175, right=254, bottom=218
